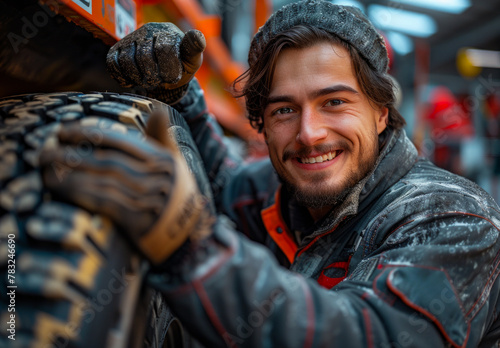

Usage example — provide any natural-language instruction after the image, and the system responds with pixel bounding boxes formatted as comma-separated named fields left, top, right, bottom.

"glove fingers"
left=180, top=29, right=206, bottom=74
left=136, top=38, right=162, bottom=88
left=117, top=41, right=143, bottom=86
left=41, top=145, right=173, bottom=198
left=155, top=33, right=183, bottom=85
left=44, top=168, right=158, bottom=233
left=55, top=124, right=174, bottom=165
left=41, top=150, right=169, bottom=227
left=106, top=47, right=133, bottom=88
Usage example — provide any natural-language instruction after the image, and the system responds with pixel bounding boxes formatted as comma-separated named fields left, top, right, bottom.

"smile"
left=297, top=150, right=342, bottom=164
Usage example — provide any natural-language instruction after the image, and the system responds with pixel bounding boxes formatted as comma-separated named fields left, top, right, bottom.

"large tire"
left=0, top=92, right=211, bottom=347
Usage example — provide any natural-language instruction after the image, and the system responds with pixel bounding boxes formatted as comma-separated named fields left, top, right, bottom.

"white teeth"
left=300, top=151, right=337, bottom=164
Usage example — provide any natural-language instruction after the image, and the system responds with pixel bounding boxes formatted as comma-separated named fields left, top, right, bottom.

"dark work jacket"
left=151, top=80, right=500, bottom=348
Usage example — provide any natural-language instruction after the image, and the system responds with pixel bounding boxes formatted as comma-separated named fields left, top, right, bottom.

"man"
left=41, top=0, right=500, bottom=347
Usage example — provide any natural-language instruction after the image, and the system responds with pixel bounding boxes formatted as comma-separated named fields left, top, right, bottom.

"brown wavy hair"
left=233, top=25, right=406, bottom=132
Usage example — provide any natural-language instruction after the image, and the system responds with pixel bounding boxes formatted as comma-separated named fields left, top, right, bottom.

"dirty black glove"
left=39, top=112, right=214, bottom=265
left=106, top=22, right=206, bottom=104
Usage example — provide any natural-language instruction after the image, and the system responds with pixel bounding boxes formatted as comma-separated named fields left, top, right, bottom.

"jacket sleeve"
left=149, top=199, right=500, bottom=348
left=171, top=78, right=244, bottom=209
left=171, top=80, right=278, bottom=241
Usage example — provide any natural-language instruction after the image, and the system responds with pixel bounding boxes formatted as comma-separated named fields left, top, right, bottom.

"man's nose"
left=296, top=109, right=328, bottom=146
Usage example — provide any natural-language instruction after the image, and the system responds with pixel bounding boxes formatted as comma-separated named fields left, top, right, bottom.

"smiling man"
left=41, top=0, right=500, bottom=347
left=263, top=40, right=388, bottom=220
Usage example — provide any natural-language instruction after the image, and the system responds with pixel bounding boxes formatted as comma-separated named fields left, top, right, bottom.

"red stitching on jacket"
left=371, top=267, right=397, bottom=306
left=386, top=269, right=471, bottom=348
left=168, top=231, right=238, bottom=296
left=191, top=108, right=209, bottom=122
left=381, top=263, right=467, bottom=316
left=296, top=221, right=342, bottom=259
left=466, top=247, right=500, bottom=319
left=362, top=308, right=374, bottom=348
left=193, top=279, right=238, bottom=348
left=299, top=277, right=315, bottom=348
left=206, top=120, right=225, bottom=147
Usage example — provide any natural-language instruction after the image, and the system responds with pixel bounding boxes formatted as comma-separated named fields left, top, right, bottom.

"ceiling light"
left=391, top=0, right=471, bottom=14
left=368, top=4, right=437, bottom=38
left=386, top=31, right=414, bottom=55
left=466, top=49, right=500, bottom=68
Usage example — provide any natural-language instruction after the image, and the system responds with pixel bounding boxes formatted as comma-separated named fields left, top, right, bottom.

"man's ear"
left=376, top=107, right=389, bottom=134
left=262, top=128, right=269, bottom=144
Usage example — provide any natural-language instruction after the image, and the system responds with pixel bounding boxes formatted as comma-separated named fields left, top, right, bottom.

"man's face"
left=262, top=42, right=388, bottom=218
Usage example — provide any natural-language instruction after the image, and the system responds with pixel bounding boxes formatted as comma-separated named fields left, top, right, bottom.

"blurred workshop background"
left=1, top=0, right=499, bottom=202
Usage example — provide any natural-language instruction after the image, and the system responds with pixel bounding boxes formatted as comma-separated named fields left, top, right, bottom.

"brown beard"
left=277, top=132, right=380, bottom=210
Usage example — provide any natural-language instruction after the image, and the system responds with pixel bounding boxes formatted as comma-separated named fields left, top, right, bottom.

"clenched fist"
left=106, top=23, right=206, bottom=95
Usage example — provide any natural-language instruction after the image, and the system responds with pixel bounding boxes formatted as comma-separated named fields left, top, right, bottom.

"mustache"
left=282, top=140, right=350, bottom=162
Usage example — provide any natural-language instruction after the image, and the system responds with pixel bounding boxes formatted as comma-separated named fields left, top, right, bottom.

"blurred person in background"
left=41, top=0, right=500, bottom=346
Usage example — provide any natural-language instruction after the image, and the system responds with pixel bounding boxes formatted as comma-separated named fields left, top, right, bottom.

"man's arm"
left=39, top=121, right=500, bottom=347
left=165, top=78, right=245, bottom=209
left=151, top=198, right=500, bottom=348
left=106, top=23, right=255, bottom=214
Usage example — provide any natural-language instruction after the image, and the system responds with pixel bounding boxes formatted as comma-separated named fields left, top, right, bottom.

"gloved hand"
left=39, top=111, right=214, bottom=265
left=106, top=22, right=206, bottom=104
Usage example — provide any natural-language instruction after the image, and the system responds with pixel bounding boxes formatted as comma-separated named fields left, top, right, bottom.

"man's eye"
left=325, top=99, right=344, bottom=106
left=274, top=107, right=294, bottom=115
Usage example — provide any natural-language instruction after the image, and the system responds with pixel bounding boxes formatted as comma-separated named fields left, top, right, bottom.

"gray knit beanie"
left=249, top=0, right=389, bottom=73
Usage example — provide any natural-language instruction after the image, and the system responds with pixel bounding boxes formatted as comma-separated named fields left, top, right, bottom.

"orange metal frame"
left=40, top=0, right=143, bottom=45
left=42, top=0, right=272, bottom=157
left=143, top=0, right=271, bottom=156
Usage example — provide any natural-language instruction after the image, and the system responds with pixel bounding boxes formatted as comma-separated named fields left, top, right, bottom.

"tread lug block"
left=94, top=92, right=119, bottom=101
left=17, top=249, right=106, bottom=298
left=69, top=94, right=105, bottom=114
left=79, top=117, right=141, bottom=137
left=26, top=202, right=113, bottom=257
left=24, top=123, right=61, bottom=150
left=0, top=124, right=29, bottom=141
left=0, top=140, right=20, bottom=182
left=6, top=104, right=45, bottom=131
left=23, top=123, right=61, bottom=168
left=0, top=93, right=36, bottom=102
left=13, top=235, right=139, bottom=348
left=68, top=94, right=104, bottom=105
left=33, top=93, right=78, bottom=106
left=90, top=102, right=147, bottom=133
left=32, top=95, right=65, bottom=110
left=0, top=99, right=24, bottom=120
left=0, top=172, right=42, bottom=213
left=110, top=94, right=154, bottom=114
left=46, top=104, right=86, bottom=122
